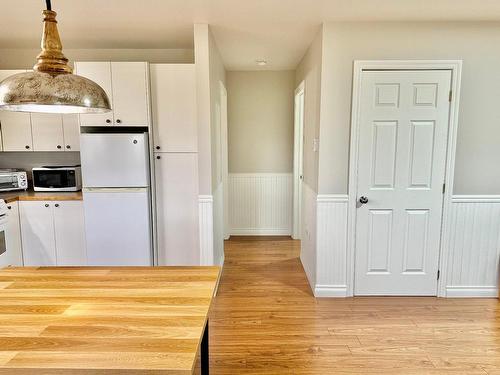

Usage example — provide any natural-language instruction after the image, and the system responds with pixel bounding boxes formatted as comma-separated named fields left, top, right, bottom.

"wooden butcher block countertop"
left=0, top=190, right=83, bottom=203
left=0, top=266, right=221, bottom=374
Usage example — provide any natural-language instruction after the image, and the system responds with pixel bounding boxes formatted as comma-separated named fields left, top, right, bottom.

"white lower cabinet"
left=155, top=153, right=200, bottom=265
left=5, top=202, right=23, bottom=266
left=20, top=201, right=86, bottom=266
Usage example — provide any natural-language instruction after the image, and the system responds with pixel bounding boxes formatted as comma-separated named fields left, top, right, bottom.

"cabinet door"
left=5, top=202, right=23, bottom=266
left=62, top=114, right=80, bottom=151
left=31, top=113, right=64, bottom=151
left=53, top=201, right=86, bottom=266
left=0, top=112, right=33, bottom=151
left=75, top=62, right=114, bottom=126
left=150, top=64, right=197, bottom=152
left=155, top=153, right=199, bottom=266
left=19, top=201, right=56, bottom=266
left=111, top=62, right=150, bottom=126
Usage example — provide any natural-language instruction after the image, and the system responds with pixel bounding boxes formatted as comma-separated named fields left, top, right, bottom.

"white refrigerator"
left=80, top=133, right=152, bottom=266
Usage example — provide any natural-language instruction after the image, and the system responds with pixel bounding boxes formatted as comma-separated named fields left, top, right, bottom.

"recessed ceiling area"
left=3, top=0, right=500, bottom=70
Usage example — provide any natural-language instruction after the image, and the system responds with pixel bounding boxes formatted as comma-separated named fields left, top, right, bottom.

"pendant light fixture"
left=0, top=0, right=111, bottom=114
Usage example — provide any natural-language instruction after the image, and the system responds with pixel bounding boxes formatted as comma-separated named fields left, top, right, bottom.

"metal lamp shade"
left=0, top=71, right=111, bottom=114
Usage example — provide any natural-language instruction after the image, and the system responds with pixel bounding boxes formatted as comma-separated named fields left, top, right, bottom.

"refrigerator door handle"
left=83, top=187, right=148, bottom=193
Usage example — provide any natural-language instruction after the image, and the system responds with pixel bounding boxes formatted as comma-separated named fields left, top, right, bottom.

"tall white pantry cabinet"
left=150, top=64, right=200, bottom=266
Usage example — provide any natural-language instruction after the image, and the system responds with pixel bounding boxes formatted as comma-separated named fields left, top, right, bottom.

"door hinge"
left=442, top=183, right=446, bottom=194
left=437, top=270, right=440, bottom=280
left=449, top=90, right=452, bottom=102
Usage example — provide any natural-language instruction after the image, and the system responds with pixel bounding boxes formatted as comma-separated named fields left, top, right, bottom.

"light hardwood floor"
left=210, top=236, right=500, bottom=374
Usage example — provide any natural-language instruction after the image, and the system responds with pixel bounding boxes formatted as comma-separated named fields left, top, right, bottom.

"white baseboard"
left=445, top=286, right=498, bottom=298
left=230, top=228, right=292, bottom=236
left=314, top=284, right=348, bottom=298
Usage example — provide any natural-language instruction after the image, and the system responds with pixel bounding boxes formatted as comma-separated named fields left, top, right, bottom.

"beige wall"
left=0, top=49, right=194, bottom=69
left=318, top=21, right=500, bottom=195
left=227, top=71, right=295, bottom=173
left=295, top=27, right=323, bottom=193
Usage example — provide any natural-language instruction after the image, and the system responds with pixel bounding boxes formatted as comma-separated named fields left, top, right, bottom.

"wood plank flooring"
left=210, top=236, right=500, bottom=374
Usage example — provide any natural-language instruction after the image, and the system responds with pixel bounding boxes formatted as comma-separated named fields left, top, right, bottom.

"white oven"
left=0, top=200, right=8, bottom=268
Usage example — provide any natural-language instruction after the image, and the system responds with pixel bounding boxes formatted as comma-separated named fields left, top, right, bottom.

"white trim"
left=317, top=194, right=349, bottom=202
left=293, top=81, right=305, bottom=240
left=314, top=285, right=348, bottom=297
left=451, top=195, right=500, bottom=203
left=198, top=195, right=214, bottom=265
left=445, top=286, right=498, bottom=298
left=347, top=60, right=463, bottom=297
left=230, top=229, right=292, bottom=236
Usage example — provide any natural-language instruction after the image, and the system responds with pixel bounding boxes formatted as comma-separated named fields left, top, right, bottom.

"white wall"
left=227, top=70, right=295, bottom=173
left=318, top=21, right=500, bottom=195
left=295, top=27, right=323, bottom=290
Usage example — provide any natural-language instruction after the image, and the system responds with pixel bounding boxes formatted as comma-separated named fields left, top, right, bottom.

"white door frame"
left=347, top=60, right=462, bottom=297
left=220, top=81, right=229, bottom=240
left=293, top=81, right=305, bottom=239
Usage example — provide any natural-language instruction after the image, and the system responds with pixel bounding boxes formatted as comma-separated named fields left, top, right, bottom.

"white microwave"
left=32, top=166, right=82, bottom=192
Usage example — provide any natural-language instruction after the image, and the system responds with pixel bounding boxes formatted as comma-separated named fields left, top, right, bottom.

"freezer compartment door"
left=80, top=133, right=150, bottom=187
left=83, top=188, right=152, bottom=266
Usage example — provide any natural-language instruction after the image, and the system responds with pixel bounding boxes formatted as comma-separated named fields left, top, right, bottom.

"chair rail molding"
left=198, top=195, right=214, bottom=266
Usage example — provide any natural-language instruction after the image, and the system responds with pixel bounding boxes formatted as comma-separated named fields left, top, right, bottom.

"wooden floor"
left=210, top=236, right=500, bottom=374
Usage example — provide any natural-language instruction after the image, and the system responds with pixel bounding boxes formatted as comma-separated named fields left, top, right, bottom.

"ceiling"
left=3, top=0, right=500, bottom=70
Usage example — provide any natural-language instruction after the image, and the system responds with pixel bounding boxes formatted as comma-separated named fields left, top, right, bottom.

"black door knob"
left=25, top=145, right=30, bottom=149
left=106, top=119, right=111, bottom=124
left=156, top=146, right=160, bottom=150
left=156, top=155, right=161, bottom=160
left=116, top=119, right=122, bottom=124
left=55, top=204, right=59, bottom=207
left=66, top=145, right=71, bottom=149
left=44, top=204, right=49, bottom=208
left=57, top=145, right=62, bottom=149
left=359, top=196, right=369, bottom=204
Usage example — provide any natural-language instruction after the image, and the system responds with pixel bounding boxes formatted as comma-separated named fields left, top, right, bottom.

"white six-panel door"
left=354, top=70, right=452, bottom=296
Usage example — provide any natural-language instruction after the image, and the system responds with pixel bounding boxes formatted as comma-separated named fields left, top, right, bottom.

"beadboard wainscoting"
left=228, top=173, right=293, bottom=235
left=443, top=195, right=500, bottom=297
left=301, top=183, right=318, bottom=289
left=199, top=195, right=214, bottom=266
left=315, top=195, right=349, bottom=297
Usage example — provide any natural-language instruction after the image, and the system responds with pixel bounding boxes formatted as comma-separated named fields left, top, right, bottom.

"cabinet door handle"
left=156, top=155, right=161, bottom=160
left=55, top=204, right=60, bottom=208
left=66, top=145, right=71, bottom=149
left=116, top=119, right=122, bottom=124
left=44, top=204, right=49, bottom=208
left=106, top=119, right=111, bottom=124
left=57, top=145, right=62, bottom=149
left=25, top=145, right=30, bottom=149
left=7, top=206, right=11, bottom=210
left=156, top=146, right=160, bottom=150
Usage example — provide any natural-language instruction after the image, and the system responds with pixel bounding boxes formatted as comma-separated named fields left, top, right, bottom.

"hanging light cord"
left=45, top=0, right=51, bottom=11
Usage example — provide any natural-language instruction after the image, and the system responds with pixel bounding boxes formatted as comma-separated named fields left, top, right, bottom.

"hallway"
left=210, top=237, right=500, bottom=374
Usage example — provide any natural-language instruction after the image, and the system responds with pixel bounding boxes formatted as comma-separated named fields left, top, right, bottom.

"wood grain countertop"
left=0, top=190, right=83, bottom=203
left=0, top=266, right=221, bottom=374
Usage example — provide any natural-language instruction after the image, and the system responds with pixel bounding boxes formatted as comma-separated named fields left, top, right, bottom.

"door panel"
left=355, top=70, right=452, bottom=296
left=31, top=113, right=64, bottom=151
left=155, top=153, right=199, bottom=266
left=76, top=62, right=114, bottom=126
left=54, top=201, right=86, bottom=266
left=150, top=64, right=197, bottom=152
left=19, top=202, right=56, bottom=266
left=62, top=114, right=81, bottom=151
left=80, top=133, right=150, bottom=187
left=111, top=62, right=149, bottom=126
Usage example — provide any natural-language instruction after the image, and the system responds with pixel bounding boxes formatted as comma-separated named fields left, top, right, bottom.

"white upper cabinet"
left=75, top=62, right=150, bottom=127
left=0, top=111, right=33, bottom=151
left=75, top=62, right=114, bottom=126
left=150, top=64, right=197, bottom=152
left=31, top=113, right=64, bottom=151
left=111, top=62, right=150, bottom=126
left=62, top=114, right=80, bottom=151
